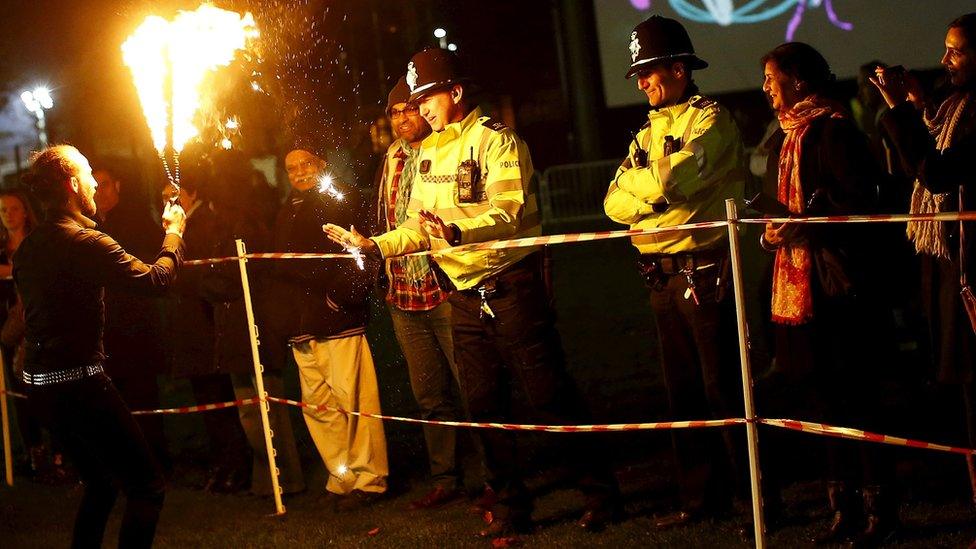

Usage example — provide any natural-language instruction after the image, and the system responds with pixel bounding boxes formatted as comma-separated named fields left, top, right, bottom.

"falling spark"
left=337, top=464, right=348, bottom=475
left=348, top=246, right=365, bottom=271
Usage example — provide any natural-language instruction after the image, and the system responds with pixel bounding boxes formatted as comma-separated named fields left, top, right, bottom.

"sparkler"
left=314, top=173, right=362, bottom=270
left=122, top=5, right=259, bottom=201
left=317, top=173, right=345, bottom=202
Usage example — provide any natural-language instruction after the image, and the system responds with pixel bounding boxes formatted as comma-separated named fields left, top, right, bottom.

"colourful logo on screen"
left=630, top=0, right=853, bottom=41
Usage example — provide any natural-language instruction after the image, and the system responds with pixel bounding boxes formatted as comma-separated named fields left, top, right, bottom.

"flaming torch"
left=122, top=5, right=259, bottom=201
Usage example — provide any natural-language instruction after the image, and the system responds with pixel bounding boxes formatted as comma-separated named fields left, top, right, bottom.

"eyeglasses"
left=390, top=104, right=420, bottom=119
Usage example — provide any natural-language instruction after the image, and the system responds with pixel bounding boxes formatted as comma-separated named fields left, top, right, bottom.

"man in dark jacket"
left=93, top=164, right=171, bottom=475
left=275, top=148, right=387, bottom=504
left=167, top=163, right=252, bottom=494
left=16, top=145, right=185, bottom=548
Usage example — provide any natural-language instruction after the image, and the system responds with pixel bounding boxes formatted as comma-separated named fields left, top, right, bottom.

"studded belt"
left=23, top=363, right=105, bottom=386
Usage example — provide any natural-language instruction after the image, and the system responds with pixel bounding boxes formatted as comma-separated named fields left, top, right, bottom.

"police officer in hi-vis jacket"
left=326, top=48, right=619, bottom=539
left=604, top=16, right=749, bottom=529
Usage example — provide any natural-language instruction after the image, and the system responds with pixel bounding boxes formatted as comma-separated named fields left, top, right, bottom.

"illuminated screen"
left=594, top=0, right=974, bottom=107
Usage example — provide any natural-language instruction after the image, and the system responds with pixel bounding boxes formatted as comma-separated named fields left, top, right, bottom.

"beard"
left=81, top=195, right=98, bottom=217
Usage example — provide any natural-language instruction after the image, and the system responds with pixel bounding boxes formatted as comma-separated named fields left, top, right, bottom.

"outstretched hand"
left=323, top=224, right=377, bottom=254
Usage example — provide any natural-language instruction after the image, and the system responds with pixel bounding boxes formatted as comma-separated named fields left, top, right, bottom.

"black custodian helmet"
left=405, top=48, right=474, bottom=102
left=626, top=15, right=708, bottom=79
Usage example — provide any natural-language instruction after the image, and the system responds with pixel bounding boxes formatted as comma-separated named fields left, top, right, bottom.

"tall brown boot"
left=813, top=481, right=859, bottom=544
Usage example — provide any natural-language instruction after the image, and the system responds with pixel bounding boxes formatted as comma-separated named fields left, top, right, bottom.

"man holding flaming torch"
left=15, top=145, right=186, bottom=548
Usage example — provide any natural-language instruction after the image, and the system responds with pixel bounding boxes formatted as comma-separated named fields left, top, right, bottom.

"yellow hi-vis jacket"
left=604, top=95, right=747, bottom=255
left=371, top=107, right=541, bottom=290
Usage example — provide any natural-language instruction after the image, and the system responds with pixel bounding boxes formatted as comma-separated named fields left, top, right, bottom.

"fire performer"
left=15, top=145, right=186, bottom=548
left=326, top=48, right=619, bottom=538
left=602, top=16, right=748, bottom=529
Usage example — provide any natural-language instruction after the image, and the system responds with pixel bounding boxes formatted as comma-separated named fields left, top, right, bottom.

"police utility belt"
left=638, top=248, right=729, bottom=305
left=23, top=363, right=105, bottom=386
left=454, top=253, right=542, bottom=320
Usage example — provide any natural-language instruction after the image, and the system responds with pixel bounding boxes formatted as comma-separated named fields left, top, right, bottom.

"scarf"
left=771, top=95, right=843, bottom=325
left=389, top=143, right=432, bottom=285
left=906, top=91, right=972, bottom=258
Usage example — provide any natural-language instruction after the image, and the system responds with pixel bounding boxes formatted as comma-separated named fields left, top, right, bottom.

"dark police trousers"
left=642, top=252, right=747, bottom=513
left=449, top=255, right=617, bottom=521
left=27, top=372, right=165, bottom=549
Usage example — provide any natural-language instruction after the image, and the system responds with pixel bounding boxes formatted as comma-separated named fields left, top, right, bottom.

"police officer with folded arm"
left=326, top=48, right=619, bottom=538
left=603, top=16, right=749, bottom=528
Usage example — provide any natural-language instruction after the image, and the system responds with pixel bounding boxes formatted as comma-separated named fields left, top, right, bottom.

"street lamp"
left=21, top=86, right=54, bottom=148
left=433, top=27, right=447, bottom=49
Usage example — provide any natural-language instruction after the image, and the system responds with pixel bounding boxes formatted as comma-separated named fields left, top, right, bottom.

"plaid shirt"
left=382, top=142, right=446, bottom=311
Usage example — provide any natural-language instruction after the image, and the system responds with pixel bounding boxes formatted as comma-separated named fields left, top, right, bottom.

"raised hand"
left=419, top=209, right=452, bottom=241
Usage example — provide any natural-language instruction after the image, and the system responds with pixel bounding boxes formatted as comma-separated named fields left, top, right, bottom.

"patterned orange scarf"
left=771, top=96, right=843, bottom=325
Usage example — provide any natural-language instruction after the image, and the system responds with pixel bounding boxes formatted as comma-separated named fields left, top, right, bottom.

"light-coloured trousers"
left=292, top=335, right=388, bottom=494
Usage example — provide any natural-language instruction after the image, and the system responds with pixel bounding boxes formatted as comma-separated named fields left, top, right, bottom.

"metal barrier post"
left=726, top=199, right=765, bottom=547
left=0, top=349, right=13, bottom=486
left=236, top=239, right=285, bottom=515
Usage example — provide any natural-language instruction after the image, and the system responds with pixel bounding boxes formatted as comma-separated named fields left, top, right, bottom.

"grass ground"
left=1, top=222, right=975, bottom=547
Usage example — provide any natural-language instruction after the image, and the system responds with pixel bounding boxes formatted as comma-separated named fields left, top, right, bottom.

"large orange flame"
left=122, top=4, right=258, bottom=154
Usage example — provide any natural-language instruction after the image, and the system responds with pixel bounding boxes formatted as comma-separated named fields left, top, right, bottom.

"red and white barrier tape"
left=130, top=396, right=262, bottom=415
left=183, top=212, right=976, bottom=267
left=739, top=211, right=976, bottom=225
left=4, top=388, right=974, bottom=453
left=182, top=220, right=730, bottom=266
left=185, top=252, right=352, bottom=266
left=760, top=418, right=976, bottom=456
left=0, top=388, right=26, bottom=400
left=264, top=395, right=743, bottom=432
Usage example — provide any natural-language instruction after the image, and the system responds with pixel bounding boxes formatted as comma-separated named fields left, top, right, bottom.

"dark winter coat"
left=267, top=185, right=376, bottom=342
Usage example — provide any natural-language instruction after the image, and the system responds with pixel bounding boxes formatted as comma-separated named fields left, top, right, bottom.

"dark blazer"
left=98, top=204, right=168, bottom=378
left=169, top=204, right=218, bottom=378
left=269, top=185, right=377, bottom=341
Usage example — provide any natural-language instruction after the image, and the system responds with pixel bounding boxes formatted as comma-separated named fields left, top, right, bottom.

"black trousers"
left=113, top=374, right=171, bottom=477
left=189, top=374, right=251, bottom=477
left=27, top=372, right=165, bottom=549
left=646, top=258, right=746, bottom=513
left=449, top=257, right=617, bottom=520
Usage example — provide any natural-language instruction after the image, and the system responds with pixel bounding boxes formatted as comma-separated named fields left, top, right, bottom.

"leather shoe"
left=336, top=489, right=383, bottom=512
left=653, top=510, right=698, bottom=530
left=478, top=515, right=532, bottom=539
left=577, top=505, right=621, bottom=532
left=409, top=486, right=464, bottom=510
left=470, top=484, right=498, bottom=515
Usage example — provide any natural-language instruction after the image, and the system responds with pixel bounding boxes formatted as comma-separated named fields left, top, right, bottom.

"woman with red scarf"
left=757, top=43, right=898, bottom=546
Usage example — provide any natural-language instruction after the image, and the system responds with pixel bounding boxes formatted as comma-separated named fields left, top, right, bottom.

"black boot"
left=814, top=481, right=859, bottom=544
left=852, top=485, right=898, bottom=547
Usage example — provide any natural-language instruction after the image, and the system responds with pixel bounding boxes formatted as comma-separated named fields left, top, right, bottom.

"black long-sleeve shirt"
left=14, top=210, right=184, bottom=373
